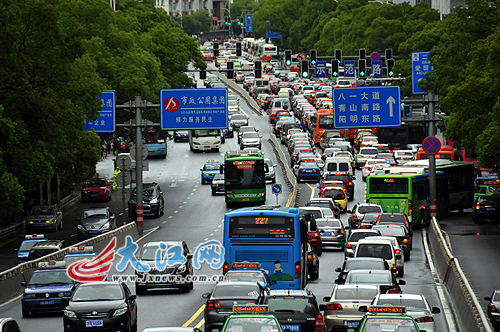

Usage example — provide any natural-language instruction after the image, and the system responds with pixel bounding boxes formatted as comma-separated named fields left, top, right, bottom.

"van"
left=324, top=157, right=353, bottom=176
left=354, top=238, right=401, bottom=274
left=278, top=88, right=292, bottom=99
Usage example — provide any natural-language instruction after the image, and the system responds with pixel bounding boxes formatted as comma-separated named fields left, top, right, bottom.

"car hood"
left=69, top=299, right=126, bottom=312
left=28, top=214, right=56, bottom=221
left=80, top=218, right=110, bottom=229
left=26, top=283, right=74, bottom=294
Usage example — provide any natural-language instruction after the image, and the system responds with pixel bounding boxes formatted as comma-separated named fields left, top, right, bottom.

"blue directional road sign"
left=245, top=14, right=253, bottom=33
left=344, top=60, right=355, bottom=78
left=272, top=184, right=282, bottom=195
left=84, top=90, right=116, bottom=133
left=371, top=60, right=383, bottom=78
left=333, top=86, right=401, bottom=129
left=315, top=61, right=327, bottom=78
left=266, top=31, right=282, bottom=38
left=160, top=88, right=228, bottom=130
left=412, top=52, right=433, bottom=95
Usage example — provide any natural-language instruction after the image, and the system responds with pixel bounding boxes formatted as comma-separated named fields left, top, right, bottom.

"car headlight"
left=24, top=294, right=36, bottom=299
left=77, top=224, right=85, bottom=230
left=100, top=223, right=111, bottom=230
left=58, top=292, right=72, bottom=297
left=149, top=197, right=158, bottom=204
left=214, top=140, right=221, bottom=144
left=64, top=310, right=77, bottom=318
left=113, top=307, right=128, bottom=317
left=177, top=264, right=187, bottom=274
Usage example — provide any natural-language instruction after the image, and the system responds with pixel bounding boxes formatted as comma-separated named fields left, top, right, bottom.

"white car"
left=394, top=150, right=415, bottom=165
left=362, top=159, right=387, bottom=181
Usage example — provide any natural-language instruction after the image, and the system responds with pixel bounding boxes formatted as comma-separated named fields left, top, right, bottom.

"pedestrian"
left=113, top=138, right=120, bottom=155
left=112, top=167, right=121, bottom=191
left=101, top=141, right=107, bottom=159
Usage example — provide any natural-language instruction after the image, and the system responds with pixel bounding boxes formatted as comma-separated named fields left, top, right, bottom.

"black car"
left=335, top=257, right=390, bottom=284
left=347, top=203, right=383, bottom=229
left=375, top=213, right=413, bottom=248
left=358, top=212, right=381, bottom=229
left=63, top=281, right=137, bottom=332
left=202, top=282, right=265, bottom=332
left=173, top=130, right=189, bottom=142
left=135, top=241, right=194, bottom=294
left=307, top=242, right=320, bottom=281
left=261, top=289, right=325, bottom=332
left=473, top=195, right=500, bottom=223
left=372, top=224, right=412, bottom=260
left=129, top=182, right=164, bottom=219
left=322, top=172, right=355, bottom=200
left=76, top=207, right=116, bottom=241
left=25, top=205, right=63, bottom=233
left=306, top=198, right=342, bottom=219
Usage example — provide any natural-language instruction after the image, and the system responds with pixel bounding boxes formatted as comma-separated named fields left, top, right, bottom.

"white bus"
left=188, top=129, right=223, bottom=152
left=259, top=43, right=278, bottom=59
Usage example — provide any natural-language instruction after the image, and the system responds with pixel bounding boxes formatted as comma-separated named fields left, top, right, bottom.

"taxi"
left=16, top=234, right=47, bottom=264
left=223, top=262, right=275, bottom=290
left=21, top=261, right=77, bottom=317
left=201, top=160, right=222, bottom=184
left=319, top=186, right=347, bottom=211
left=356, top=305, right=423, bottom=331
left=63, top=246, right=96, bottom=266
left=474, top=184, right=500, bottom=201
left=220, top=305, right=285, bottom=332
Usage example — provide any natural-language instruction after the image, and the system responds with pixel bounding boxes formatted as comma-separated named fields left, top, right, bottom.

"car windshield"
left=375, top=227, right=405, bottom=236
left=322, top=189, right=345, bottom=199
left=266, top=297, right=316, bottom=313
left=224, top=317, right=280, bottom=332
left=361, top=318, right=418, bottom=331
left=300, top=162, right=318, bottom=168
left=360, top=149, right=378, bottom=155
left=213, top=284, right=261, bottom=299
left=243, top=132, right=260, bottom=139
left=379, top=214, right=406, bottom=223
left=232, top=114, right=247, bottom=120
left=19, top=240, right=43, bottom=251
left=29, top=270, right=73, bottom=285
left=72, top=284, right=124, bottom=302
left=82, top=209, right=107, bottom=219
left=213, top=174, right=224, bottom=180
left=488, top=186, right=500, bottom=193
left=64, top=254, right=96, bottom=266
left=317, top=219, right=341, bottom=228
left=347, top=272, right=391, bottom=284
left=335, top=287, right=378, bottom=300
left=204, top=164, right=220, bottom=170
left=375, top=298, right=426, bottom=310
left=224, top=272, right=265, bottom=284
left=84, top=180, right=107, bottom=187
left=31, top=207, right=55, bottom=215
left=345, top=260, right=385, bottom=270
left=349, top=232, right=379, bottom=242
left=357, top=244, right=393, bottom=260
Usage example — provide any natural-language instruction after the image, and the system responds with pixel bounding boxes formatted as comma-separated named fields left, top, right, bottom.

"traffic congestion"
left=1, top=36, right=500, bottom=332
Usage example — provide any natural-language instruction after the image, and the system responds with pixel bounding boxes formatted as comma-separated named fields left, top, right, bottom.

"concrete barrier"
left=0, top=222, right=139, bottom=305
left=428, top=217, right=494, bottom=331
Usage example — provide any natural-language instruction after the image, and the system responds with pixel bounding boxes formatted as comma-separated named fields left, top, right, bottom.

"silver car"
left=316, top=218, right=346, bottom=249
left=264, top=158, right=277, bottom=183
left=239, top=131, right=262, bottom=149
left=229, top=113, right=248, bottom=130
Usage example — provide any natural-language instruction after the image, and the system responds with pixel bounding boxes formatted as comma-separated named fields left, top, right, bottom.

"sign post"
left=272, top=184, right=282, bottom=205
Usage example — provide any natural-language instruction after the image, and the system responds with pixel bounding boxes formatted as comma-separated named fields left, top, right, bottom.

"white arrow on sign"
left=386, top=96, right=396, bottom=117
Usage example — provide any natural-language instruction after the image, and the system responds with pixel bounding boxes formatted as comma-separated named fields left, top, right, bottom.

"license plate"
left=40, top=300, right=54, bottom=305
left=242, top=198, right=250, bottom=201
left=148, top=151, right=154, bottom=154
left=306, top=170, right=312, bottom=172
left=91, top=194, right=99, bottom=197
left=86, top=321, right=103, bottom=327
left=88, top=230, right=98, bottom=234
left=204, top=146, right=211, bottom=149
left=281, top=325, right=299, bottom=331
left=346, top=321, right=359, bottom=328
left=487, top=207, right=496, bottom=211
left=322, top=232, right=333, bottom=236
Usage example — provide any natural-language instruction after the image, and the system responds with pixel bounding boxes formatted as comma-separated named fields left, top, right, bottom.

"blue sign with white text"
left=371, top=60, right=383, bottom=78
left=333, top=86, right=401, bottom=129
left=245, top=14, right=253, bottom=33
left=412, top=52, right=433, bottom=95
left=315, top=61, right=327, bottom=78
left=266, top=31, right=282, bottom=38
left=84, top=90, right=116, bottom=133
left=160, top=89, right=228, bottom=130
left=344, top=60, right=355, bottom=78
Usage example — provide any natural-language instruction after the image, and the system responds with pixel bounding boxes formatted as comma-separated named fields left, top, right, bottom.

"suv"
left=261, top=289, right=325, bottom=332
left=347, top=203, right=383, bottom=229
left=129, top=182, right=164, bottom=219
left=26, top=240, right=64, bottom=261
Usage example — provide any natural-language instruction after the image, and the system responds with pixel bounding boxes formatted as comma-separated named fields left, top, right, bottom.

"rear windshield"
left=265, top=297, right=317, bottom=314
left=378, top=214, right=406, bottom=222
left=347, top=272, right=391, bottom=284
left=356, top=244, right=393, bottom=260
left=345, top=260, right=385, bottom=271
left=360, top=149, right=378, bottom=155
left=358, top=206, right=382, bottom=214
left=213, top=285, right=261, bottom=299
left=334, top=287, right=379, bottom=300
left=349, top=232, right=379, bottom=242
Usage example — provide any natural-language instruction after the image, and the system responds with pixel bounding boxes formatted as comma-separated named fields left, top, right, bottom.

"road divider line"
left=306, top=183, right=316, bottom=201
left=136, top=226, right=159, bottom=242
left=195, top=318, right=205, bottom=329
left=183, top=304, right=206, bottom=327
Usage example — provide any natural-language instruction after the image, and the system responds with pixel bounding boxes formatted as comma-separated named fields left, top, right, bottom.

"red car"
left=202, top=52, right=213, bottom=61
left=81, top=178, right=111, bottom=202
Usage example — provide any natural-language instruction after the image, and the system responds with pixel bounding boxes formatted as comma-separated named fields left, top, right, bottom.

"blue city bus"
left=223, top=206, right=308, bottom=290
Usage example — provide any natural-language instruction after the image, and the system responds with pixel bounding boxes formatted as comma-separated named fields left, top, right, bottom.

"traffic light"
left=199, top=70, right=206, bottom=80
left=254, top=61, right=262, bottom=79
left=285, top=49, right=292, bottom=66
left=213, top=42, right=219, bottom=57
left=225, top=17, right=231, bottom=25
left=331, top=60, right=339, bottom=77
left=237, top=16, right=244, bottom=26
left=359, top=49, right=366, bottom=60
left=335, top=49, right=342, bottom=62
left=387, top=58, right=394, bottom=76
left=236, top=42, right=242, bottom=57
left=358, top=59, right=366, bottom=77
left=227, top=61, right=234, bottom=79
left=212, top=17, right=218, bottom=26
left=385, top=48, right=393, bottom=60
left=309, top=49, right=317, bottom=66
left=301, top=60, right=309, bottom=78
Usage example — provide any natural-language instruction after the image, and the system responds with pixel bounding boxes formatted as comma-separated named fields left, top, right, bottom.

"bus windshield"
left=318, top=114, right=334, bottom=129
left=225, top=159, right=265, bottom=188
left=193, top=129, right=220, bottom=137
left=369, top=177, right=409, bottom=194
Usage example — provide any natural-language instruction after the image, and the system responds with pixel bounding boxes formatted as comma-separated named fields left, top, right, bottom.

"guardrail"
left=0, top=222, right=139, bottom=305
left=428, top=217, right=494, bottom=331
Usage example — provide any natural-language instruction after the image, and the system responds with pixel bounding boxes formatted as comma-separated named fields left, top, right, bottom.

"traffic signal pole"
left=134, top=96, right=144, bottom=236
left=427, top=91, right=437, bottom=218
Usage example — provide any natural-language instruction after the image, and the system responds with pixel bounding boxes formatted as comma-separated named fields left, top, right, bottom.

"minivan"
left=354, top=238, right=400, bottom=274
left=324, top=156, right=353, bottom=176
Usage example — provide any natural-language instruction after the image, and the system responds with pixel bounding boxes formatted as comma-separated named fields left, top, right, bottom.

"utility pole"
left=427, top=91, right=437, bottom=218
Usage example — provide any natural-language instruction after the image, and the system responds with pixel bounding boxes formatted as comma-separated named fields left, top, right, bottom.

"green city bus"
left=224, top=151, right=267, bottom=207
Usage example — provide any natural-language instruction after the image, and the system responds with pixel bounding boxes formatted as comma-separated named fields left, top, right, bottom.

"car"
left=316, top=218, right=346, bottom=249
left=355, top=305, right=421, bottom=332
left=16, top=234, right=47, bottom=264
left=306, top=198, right=341, bottom=219
left=485, top=290, right=500, bottom=328
left=344, top=229, right=382, bottom=259
left=235, top=71, right=245, bottom=83
left=21, top=260, right=77, bottom=317
left=364, top=235, right=406, bottom=277
left=354, top=238, right=401, bottom=276
left=355, top=147, right=379, bottom=169
left=322, top=172, right=355, bottom=200
left=375, top=213, right=413, bottom=246
left=319, top=130, right=344, bottom=149
left=261, top=289, right=325, bottom=332
left=237, top=126, right=258, bottom=144
left=361, top=159, right=388, bottom=181
left=295, top=161, right=322, bottom=182
left=318, top=186, right=347, bottom=211
left=81, top=178, right=111, bottom=202
left=63, top=246, right=96, bottom=266
left=343, top=269, right=405, bottom=294
left=474, top=184, right=500, bottom=201
left=306, top=242, right=321, bottom=280
left=25, top=205, right=63, bottom=233
left=358, top=212, right=381, bottom=229
left=264, top=158, right=277, bottom=183
left=229, top=113, right=249, bottom=130
left=300, top=206, right=335, bottom=221
left=473, top=195, right=500, bottom=223
left=371, top=294, right=441, bottom=332
left=227, top=99, right=241, bottom=116
left=129, top=182, right=165, bottom=219
left=63, top=281, right=138, bottom=332
left=223, top=268, right=274, bottom=290
left=348, top=203, right=384, bottom=229
left=334, top=257, right=390, bottom=285
left=211, top=173, right=225, bottom=195
left=321, top=284, right=381, bottom=332
left=0, top=318, right=21, bottom=332
left=135, top=241, right=194, bottom=294
left=394, top=150, right=414, bottom=165
left=202, top=282, right=266, bottom=332
left=372, top=225, right=412, bottom=261
left=173, top=130, right=189, bottom=142
left=76, top=207, right=117, bottom=241
left=201, top=160, right=222, bottom=184
left=240, top=131, right=262, bottom=149
left=26, top=240, right=65, bottom=261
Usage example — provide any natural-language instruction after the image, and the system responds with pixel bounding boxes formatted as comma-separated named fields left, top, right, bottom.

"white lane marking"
left=174, top=210, right=178, bottom=214
left=169, top=216, right=173, bottom=219
left=204, top=237, right=209, bottom=241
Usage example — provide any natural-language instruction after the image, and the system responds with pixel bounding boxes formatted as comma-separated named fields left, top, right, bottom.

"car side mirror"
left=358, top=305, right=368, bottom=313
left=21, top=281, right=27, bottom=287
left=202, top=293, right=211, bottom=299
left=398, top=279, right=406, bottom=285
left=346, top=210, right=352, bottom=214
left=335, top=267, right=341, bottom=273
left=322, top=296, right=331, bottom=302
left=352, top=177, right=356, bottom=180
left=431, top=307, right=441, bottom=314
left=128, top=294, right=137, bottom=301
left=485, top=296, right=492, bottom=301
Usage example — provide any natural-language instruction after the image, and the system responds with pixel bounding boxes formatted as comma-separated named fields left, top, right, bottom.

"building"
left=154, top=0, right=226, bottom=20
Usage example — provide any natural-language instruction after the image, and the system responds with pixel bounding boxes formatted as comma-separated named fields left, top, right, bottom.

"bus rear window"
left=369, top=178, right=409, bottom=194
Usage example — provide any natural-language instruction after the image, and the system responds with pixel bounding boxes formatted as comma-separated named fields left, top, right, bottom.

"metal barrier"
left=0, top=222, right=139, bottom=305
left=428, top=217, right=494, bottom=331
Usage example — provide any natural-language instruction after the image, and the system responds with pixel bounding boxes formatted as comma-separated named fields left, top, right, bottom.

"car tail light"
left=360, top=223, right=371, bottom=228
left=394, top=249, right=401, bottom=255
left=348, top=182, right=353, bottom=186
left=475, top=204, right=484, bottom=210
left=312, top=232, right=320, bottom=238
left=315, top=314, right=324, bottom=330
left=415, top=316, right=434, bottom=322
left=346, top=241, right=352, bottom=249
left=386, top=289, right=400, bottom=294
left=223, top=261, right=229, bottom=274
left=490, top=304, right=498, bottom=313
left=337, top=229, right=345, bottom=235
left=295, top=261, right=301, bottom=279
left=364, top=166, right=371, bottom=170
left=206, top=301, right=222, bottom=309
left=408, top=202, right=412, bottom=215
left=307, top=254, right=313, bottom=260
left=400, top=238, right=409, bottom=243
left=358, top=155, right=363, bottom=158
left=326, top=303, right=343, bottom=310
left=391, top=264, right=397, bottom=271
